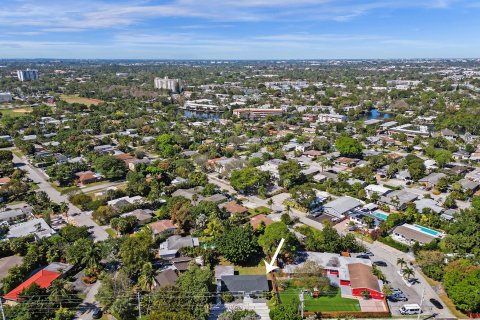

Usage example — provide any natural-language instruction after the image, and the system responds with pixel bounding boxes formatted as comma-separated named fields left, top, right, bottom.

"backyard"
left=280, top=287, right=361, bottom=312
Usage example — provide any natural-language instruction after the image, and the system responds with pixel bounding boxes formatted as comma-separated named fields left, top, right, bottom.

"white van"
left=400, top=304, right=422, bottom=315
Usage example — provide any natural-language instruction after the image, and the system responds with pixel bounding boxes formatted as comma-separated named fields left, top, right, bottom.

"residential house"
left=154, top=269, right=178, bottom=289
left=419, top=172, right=447, bottom=189
left=414, top=198, right=444, bottom=214
left=391, top=223, right=444, bottom=246
left=284, top=252, right=383, bottom=300
left=365, top=184, right=392, bottom=199
left=107, top=196, right=143, bottom=211
left=120, top=209, right=153, bottom=225
left=220, top=201, right=249, bottom=216
left=149, top=219, right=177, bottom=235
left=458, top=178, right=480, bottom=193
left=75, top=171, right=102, bottom=185
left=322, top=196, right=363, bottom=221
left=0, top=206, right=33, bottom=224
left=6, top=218, right=56, bottom=240
left=250, top=214, right=274, bottom=230
left=379, top=190, right=418, bottom=210
left=159, top=235, right=199, bottom=259
left=3, top=262, right=72, bottom=302
left=220, top=275, right=269, bottom=297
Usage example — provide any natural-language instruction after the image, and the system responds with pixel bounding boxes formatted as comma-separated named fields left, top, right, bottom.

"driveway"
left=12, top=153, right=108, bottom=241
left=75, top=280, right=101, bottom=320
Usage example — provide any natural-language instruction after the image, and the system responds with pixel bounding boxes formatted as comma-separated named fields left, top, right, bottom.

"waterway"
left=361, top=108, right=392, bottom=120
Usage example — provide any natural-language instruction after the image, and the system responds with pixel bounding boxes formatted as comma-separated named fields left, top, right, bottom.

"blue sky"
left=0, top=0, right=479, bottom=59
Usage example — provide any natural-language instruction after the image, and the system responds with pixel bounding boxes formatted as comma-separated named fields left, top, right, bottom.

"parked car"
left=363, top=251, right=374, bottom=256
left=388, top=293, right=408, bottom=302
left=429, top=298, right=444, bottom=309
left=92, top=308, right=103, bottom=319
left=373, top=260, right=387, bottom=267
left=399, top=304, right=421, bottom=315
left=356, top=254, right=371, bottom=259
left=393, top=288, right=404, bottom=294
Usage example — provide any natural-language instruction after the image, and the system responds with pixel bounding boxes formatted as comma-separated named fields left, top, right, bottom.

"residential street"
left=75, top=281, right=101, bottom=320
left=12, top=153, right=109, bottom=241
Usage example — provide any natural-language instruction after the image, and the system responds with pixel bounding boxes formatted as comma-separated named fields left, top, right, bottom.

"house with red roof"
left=3, top=262, right=72, bottom=302
left=4, top=270, right=61, bottom=302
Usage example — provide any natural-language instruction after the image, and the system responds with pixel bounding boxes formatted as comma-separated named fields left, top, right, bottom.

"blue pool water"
left=414, top=224, right=440, bottom=236
left=372, top=211, right=389, bottom=220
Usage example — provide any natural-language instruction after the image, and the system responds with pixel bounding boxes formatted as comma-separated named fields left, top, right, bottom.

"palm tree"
left=361, top=289, right=371, bottom=299
left=402, top=267, right=415, bottom=280
left=396, top=258, right=407, bottom=269
left=382, top=284, right=394, bottom=297
left=82, top=243, right=102, bottom=270
left=267, top=198, right=273, bottom=210
left=138, top=262, right=156, bottom=292
left=48, top=279, right=69, bottom=307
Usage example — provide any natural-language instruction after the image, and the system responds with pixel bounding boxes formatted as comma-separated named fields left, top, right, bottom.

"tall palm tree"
left=138, top=262, right=156, bottom=292
left=48, top=279, right=68, bottom=307
left=82, top=242, right=102, bottom=269
left=396, top=257, right=407, bottom=269
left=402, top=267, right=415, bottom=280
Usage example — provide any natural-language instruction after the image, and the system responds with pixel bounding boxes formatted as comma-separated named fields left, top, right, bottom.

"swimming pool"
left=414, top=224, right=440, bottom=236
left=372, top=210, right=389, bottom=220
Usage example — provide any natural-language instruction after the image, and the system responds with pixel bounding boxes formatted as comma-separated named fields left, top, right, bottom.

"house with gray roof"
left=414, top=198, right=444, bottom=214
left=0, top=206, right=33, bottom=224
left=220, top=275, right=269, bottom=296
left=379, top=189, right=418, bottom=210
left=419, top=172, right=447, bottom=188
left=159, top=235, right=199, bottom=259
left=6, top=218, right=56, bottom=240
left=323, top=196, right=363, bottom=220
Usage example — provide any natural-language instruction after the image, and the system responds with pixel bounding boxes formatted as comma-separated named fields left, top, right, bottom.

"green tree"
left=269, top=304, right=301, bottom=320
left=335, top=136, right=363, bottom=158
left=258, top=222, right=297, bottom=258
left=278, top=160, right=305, bottom=188
left=94, top=155, right=127, bottom=180
left=443, top=259, right=480, bottom=313
left=215, top=225, right=259, bottom=265
left=138, top=262, right=156, bottom=292
left=230, top=167, right=271, bottom=194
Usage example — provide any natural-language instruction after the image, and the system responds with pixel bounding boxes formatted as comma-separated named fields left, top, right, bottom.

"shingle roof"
left=221, top=275, right=269, bottom=293
left=348, top=263, right=381, bottom=292
left=154, top=269, right=178, bottom=288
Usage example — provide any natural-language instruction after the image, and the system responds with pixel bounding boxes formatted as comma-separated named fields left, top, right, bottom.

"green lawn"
left=105, top=228, right=117, bottom=238
left=0, top=107, right=33, bottom=117
left=280, top=288, right=361, bottom=312
left=248, top=206, right=272, bottom=217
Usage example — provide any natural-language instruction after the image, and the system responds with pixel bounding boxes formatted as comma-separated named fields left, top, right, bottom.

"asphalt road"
left=242, top=191, right=455, bottom=319
left=12, top=153, right=109, bottom=241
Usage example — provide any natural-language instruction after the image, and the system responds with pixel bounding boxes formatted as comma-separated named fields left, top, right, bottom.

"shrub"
left=377, top=236, right=409, bottom=252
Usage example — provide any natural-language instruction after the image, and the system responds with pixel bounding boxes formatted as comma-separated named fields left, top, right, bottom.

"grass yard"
left=280, top=288, right=361, bottom=312
left=0, top=107, right=33, bottom=117
left=60, top=94, right=103, bottom=106
left=248, top=206, right=272, bottom=217
left=219, top=258, right=266, bottom=275
left=105, top=228, right=117, bottom=238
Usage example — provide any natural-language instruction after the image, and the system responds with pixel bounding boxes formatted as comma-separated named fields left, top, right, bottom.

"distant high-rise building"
left=17, top=69, right=39, bottom=81
left=0, top=92, right=12, bottom=102
left=154, top=76, right=183, bottom=93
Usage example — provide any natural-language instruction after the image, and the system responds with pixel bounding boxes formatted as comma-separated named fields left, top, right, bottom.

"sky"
left=0, top=0, right=479, bottom=59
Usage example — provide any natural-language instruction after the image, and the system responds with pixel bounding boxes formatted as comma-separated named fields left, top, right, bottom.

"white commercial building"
left=154, top=76, right=183, bottom=93
left=17, top=69, right=39, bottom=81
left=317, top=113, right=347, bottom=123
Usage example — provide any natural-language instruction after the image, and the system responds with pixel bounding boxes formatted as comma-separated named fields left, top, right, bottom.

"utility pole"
left=0, top=298, right=6, bottom=320
left=417, top=287, right=425, bottom=320
left=137, top=292, right=142, bottom=319
left=299, top=290, right=304, bottom=318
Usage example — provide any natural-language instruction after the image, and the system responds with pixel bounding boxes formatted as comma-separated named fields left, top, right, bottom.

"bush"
left=377, top=236, right=409, bottom=252
left=221, top=292, right=234, bottom=303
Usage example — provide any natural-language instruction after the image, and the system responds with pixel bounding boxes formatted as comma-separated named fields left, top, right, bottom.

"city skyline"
left=1, top=0, right=480, bottom=59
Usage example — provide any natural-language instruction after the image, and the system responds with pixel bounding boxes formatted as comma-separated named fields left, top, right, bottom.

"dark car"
left=429, top=298, right=444, bottom=309
left=363, top=251, right=374, bottom=256
left=373, top=260, right=387, bottom=267
left=388, top=293, right=408, bottom=302
left=92, top=308, right=103, bottom=319
left=356, top=254, right=371, bottom=259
